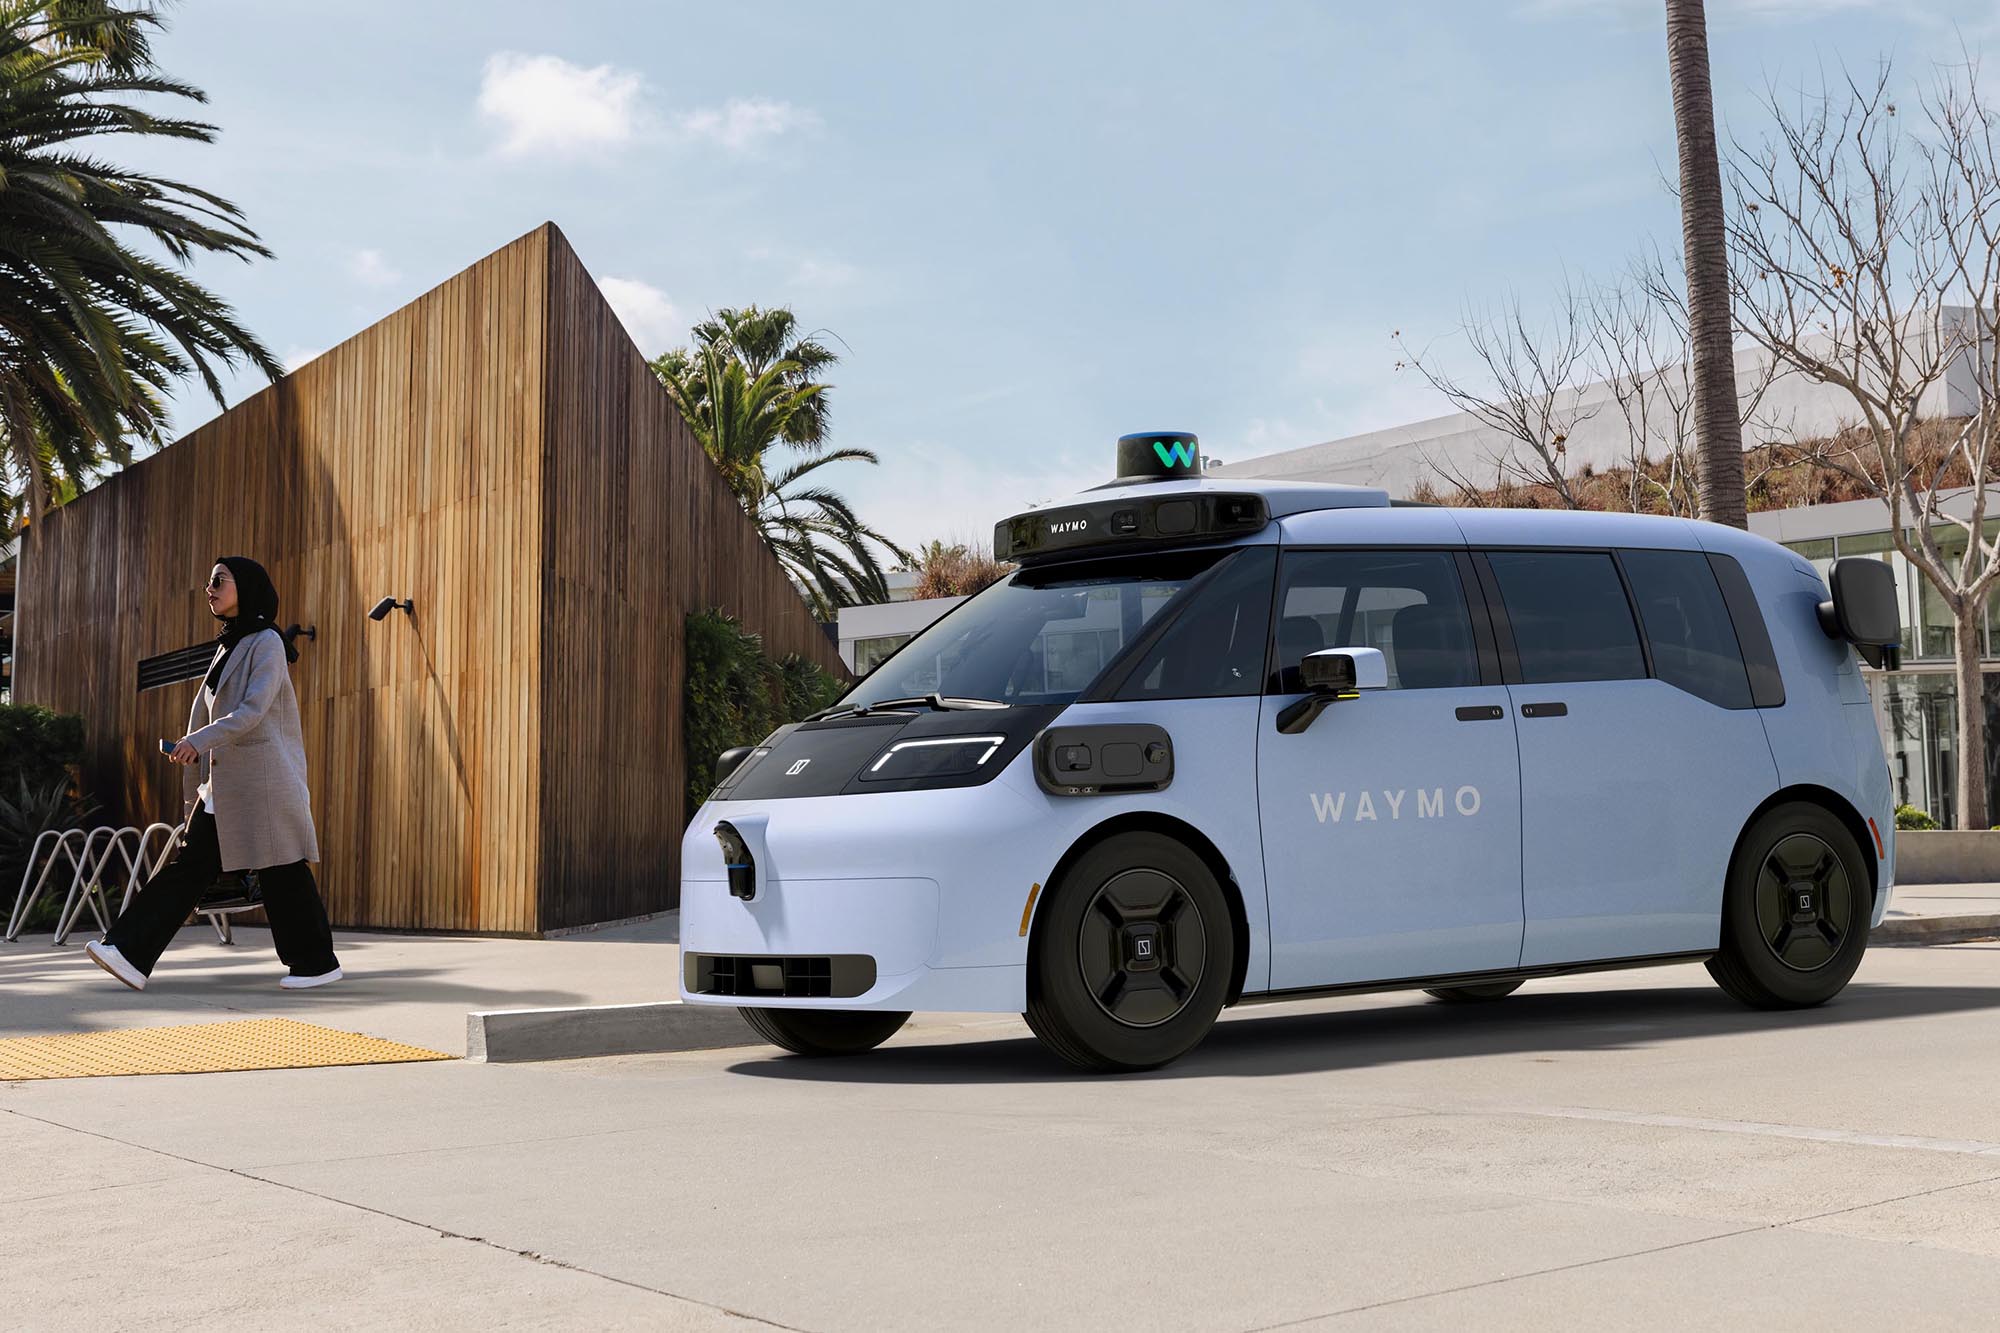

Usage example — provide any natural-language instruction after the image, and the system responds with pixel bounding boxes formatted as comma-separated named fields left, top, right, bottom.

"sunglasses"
left=207, top=571, right=234, bottom=591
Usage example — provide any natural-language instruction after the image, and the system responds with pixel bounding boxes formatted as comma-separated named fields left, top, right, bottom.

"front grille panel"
left=686, top=953, right=876, bottom=999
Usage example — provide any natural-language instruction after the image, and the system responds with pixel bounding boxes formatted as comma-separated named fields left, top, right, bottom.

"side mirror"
left=1299, top=647, right=1388, bottom=696
left=1816, top=558, right=1903, bottom=669
left=1277, top=647, right=1388, bottom=734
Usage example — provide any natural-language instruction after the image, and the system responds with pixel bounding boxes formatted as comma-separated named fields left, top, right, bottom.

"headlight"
left=859, top=734, right=1008, bottom=783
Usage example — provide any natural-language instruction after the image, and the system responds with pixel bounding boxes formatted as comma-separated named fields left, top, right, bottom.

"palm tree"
left=651, top=311, right=905, bottom=619
left=0, top=1, right=280, bottom=523
left=657, top=305, right=838, bottom=450
left=1665, top=0, right=1747, bottom=529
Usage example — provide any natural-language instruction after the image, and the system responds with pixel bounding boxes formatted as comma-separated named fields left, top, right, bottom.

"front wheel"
left=1024, top=832, right=1234, bottom=1073
left=739, top=1007, right=909, bottom=1056
left=1707, top=802, right=1871, bottom=1009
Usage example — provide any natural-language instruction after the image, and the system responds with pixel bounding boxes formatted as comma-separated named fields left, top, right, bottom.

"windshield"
left=840, top=548, right=1240, bottom=709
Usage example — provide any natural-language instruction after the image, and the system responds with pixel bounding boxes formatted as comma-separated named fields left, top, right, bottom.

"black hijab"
left=203, top=555, right=295, bottom=691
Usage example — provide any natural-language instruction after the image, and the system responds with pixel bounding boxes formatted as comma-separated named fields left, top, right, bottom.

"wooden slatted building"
left=12, top=223, right=846, bottom=934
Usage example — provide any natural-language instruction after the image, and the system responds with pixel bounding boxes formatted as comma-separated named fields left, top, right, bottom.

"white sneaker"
left=84, top=940, right=146, bottom=991
left=279, top=967, right=343, bottom=990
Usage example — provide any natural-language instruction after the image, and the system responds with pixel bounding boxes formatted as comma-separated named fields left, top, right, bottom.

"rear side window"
left=1619, top=549, right=1754, bottom=708
left=1116, top=547, right=1276, bottom=700
left=1270, top=549, right=1481, bottom=691
left=1485, top=550, right=1646, bottom=684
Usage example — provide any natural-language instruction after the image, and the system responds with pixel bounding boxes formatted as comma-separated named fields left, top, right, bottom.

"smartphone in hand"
left=159, top=739, right=176, bottom=756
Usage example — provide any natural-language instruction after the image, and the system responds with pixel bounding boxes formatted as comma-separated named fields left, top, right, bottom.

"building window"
left=851, top=633, right=913, bottom=675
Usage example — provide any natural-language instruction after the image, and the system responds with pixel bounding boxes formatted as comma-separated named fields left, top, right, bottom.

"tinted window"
left=1486, top=550, right=1645, bottom=684
left=1118, top=547, right=1276, bottom=700
left=1271, top=550, right=1480, bottom=691
left=1619, top=549, right=1753, bottom=708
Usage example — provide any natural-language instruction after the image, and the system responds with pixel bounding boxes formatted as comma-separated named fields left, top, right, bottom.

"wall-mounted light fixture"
left=367, top=596, right=414, bottom=622
left=282, top=623, right=317, bottom=649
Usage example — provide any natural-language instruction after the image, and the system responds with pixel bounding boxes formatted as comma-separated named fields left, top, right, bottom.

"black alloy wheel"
left=1025, top=831, right=1234, bottom=1073
left=1077, top=868, right=1208, bottom=1029
left=1708, top=802, right=1871, bottom=1009
left=1752, top=832, right=1855, bottom=973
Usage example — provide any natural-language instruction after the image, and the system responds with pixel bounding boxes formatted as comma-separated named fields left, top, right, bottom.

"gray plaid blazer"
left=179, top=628, right=320, bottom=871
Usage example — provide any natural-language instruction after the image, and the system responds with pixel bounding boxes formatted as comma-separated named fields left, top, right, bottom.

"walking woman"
left=85, top=557, right=342, bottom=990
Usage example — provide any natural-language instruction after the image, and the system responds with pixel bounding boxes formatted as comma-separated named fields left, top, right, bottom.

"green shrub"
left=0, top=703, right=82, bottom=794
left=1895, top=803, right=1940, bottom=831
left=684, top=611, right=845, bottom=811
left=0, top=776, right=96, bottom=932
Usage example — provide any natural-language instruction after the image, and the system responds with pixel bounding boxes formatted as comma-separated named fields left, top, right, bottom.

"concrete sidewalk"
left=1875, top=881, right=2000, bottom=944
left=1, top=880, right=1991, bottom=1059
left=0, top=915, right=692, bottom=1053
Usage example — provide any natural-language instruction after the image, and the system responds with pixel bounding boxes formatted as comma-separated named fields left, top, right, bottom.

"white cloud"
left=478, top=52, right=644, bottom=157
left=348, top=248, right=401, bottom=288
left=476, top=54, right=813, bottom=160
left=790, top=256, right=859, bottom=289
left=596, top=276, right=682, bottom=353
left=673, top=97, right=817, bottom=152
left=282, top=345, right=323, bottom=373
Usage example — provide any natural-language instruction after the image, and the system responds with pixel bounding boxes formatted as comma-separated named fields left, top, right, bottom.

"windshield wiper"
left=808, top=693, right=1008, bottom=723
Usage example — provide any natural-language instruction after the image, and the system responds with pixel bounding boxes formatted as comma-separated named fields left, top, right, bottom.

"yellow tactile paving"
left=0, top=1018, right=454, bottom=1080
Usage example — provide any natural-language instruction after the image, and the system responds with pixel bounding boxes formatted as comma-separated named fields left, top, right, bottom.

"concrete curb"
left=1871, top=915, right=2000, bottom=947
left=467, top=1001, right=764, bottom=1063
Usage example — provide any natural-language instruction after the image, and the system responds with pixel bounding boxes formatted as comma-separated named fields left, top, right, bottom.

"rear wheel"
left=739, top=1007, right=909, bottom=1056
left=1024, top=832, right=1234, bottom=1073
left=1423, top=980, right=1523, bottom=1003
left=1707, top=802, right=1870, bottom=1009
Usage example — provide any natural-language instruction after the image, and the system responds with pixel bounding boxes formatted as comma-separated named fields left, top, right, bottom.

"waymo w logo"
left=1308, top=786, right=1482, bottom=822
left=1152, top=439, right=1198, bottom=469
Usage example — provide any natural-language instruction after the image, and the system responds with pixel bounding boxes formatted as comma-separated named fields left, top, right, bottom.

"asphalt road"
left=8, top=944, right=2000, bottom=1331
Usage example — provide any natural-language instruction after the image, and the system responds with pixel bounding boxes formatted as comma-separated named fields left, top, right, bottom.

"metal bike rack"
left=4, top=828, right=88, bottom=942
left=6, top=820, right=191, bottom=945
left=50, top=826, right=123, bottom=946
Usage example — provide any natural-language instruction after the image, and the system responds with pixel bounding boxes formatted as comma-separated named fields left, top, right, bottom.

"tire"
left=1424, top=980, right=1524, bottom=1003
left=1024, top=832, right=1234, bottom=1073
left=1707, top=802, right=1871, bottom=1009
left=739, top=1007, right=910, bottom=1056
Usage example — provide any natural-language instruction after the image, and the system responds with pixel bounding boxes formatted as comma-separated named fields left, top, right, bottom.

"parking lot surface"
left=8, top=943, right=2000, bottom=1330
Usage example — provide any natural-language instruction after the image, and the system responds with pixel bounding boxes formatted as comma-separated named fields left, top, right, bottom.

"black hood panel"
left=714, top=706, right=1060, bottom=801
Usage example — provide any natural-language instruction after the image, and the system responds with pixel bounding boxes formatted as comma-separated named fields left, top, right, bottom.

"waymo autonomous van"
left=680, top=432, right=1900, bottom=1071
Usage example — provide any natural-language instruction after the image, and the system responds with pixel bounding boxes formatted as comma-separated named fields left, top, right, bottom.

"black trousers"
left=105, top=808, right=340, bottom=978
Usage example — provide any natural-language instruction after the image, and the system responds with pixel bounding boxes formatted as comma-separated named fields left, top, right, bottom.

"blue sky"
left=132, top=0, right=2000, bottom=549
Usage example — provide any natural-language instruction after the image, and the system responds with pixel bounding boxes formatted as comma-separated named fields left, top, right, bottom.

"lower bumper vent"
left=686, top=953, right=876, bottom=999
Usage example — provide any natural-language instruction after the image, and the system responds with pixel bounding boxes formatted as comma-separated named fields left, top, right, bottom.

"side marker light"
left=1019, top=883, right=1042, bottom=937
left=1866, top=817, right=1884, bottom=859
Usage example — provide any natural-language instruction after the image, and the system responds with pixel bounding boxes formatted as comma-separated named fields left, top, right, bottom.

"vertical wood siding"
left=538, top=230, right=845, bottom=931
left=16, top=230, right=550, bottom=933
left=14, top=223, right=847, bottom=934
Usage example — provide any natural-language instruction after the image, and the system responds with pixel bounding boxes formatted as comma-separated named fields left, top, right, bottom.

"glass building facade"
left=1781, top=522, right=2000, bottom=828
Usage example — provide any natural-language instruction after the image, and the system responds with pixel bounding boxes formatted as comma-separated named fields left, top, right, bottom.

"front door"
left=1257, top=548, right=1525, bottom=990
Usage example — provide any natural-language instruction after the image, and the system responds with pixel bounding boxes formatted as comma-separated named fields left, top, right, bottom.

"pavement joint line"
left=1240, top=1139, right=2000, bottom=1329
left=1508, top=1105, right=2000, bottom=1157
left=0, top=1105, right=809, bottom=1331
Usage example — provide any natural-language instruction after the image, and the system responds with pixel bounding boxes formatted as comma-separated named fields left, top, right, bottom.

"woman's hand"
left=169, top=739, right=199, bottom=766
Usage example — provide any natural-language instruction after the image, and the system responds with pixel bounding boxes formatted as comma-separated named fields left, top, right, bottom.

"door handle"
left=1520, top=701, right=1568, bottom=718
left=1455, top=705, right=1504, bottom=722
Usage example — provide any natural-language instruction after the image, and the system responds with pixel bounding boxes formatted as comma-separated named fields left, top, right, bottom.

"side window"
left=1269, top=550, right=1480, bottom=692
left=1618, top=549, right=1754, bottom=708
left=1485, top=550, right=1646, bottom=684
left=1118, top=547, right=1275, bottom=700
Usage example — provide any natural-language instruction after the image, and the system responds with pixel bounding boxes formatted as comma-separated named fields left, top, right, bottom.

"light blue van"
left=680, top=433, right=1901, bottom=1071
